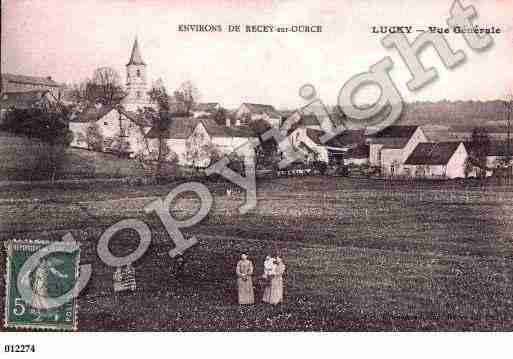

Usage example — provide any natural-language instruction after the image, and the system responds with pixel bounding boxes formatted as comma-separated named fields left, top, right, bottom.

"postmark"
left=4, top=240, right=80, bottom=331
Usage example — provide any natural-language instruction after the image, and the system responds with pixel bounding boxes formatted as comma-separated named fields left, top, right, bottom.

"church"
left=69, top=38, right=155, bottom=156
left=120, top=37, right=153, bottom=112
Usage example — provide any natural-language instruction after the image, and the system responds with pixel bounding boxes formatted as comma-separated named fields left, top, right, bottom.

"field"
left=2, top=176, right=513, bottom=331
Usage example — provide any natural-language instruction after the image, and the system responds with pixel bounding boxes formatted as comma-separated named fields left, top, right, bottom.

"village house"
left=69, top=104, right=152, bottom=156
left=403, top=142, right=468, bottom=179
left=236, top=103, right=282, bottom=128
left=285, top=112, right=324, bottom=131
left=286, top=126, right=365, bottom=166
left=344, top=144, right=370, bottom=166
left=0, top=90, right=55, bottom=123
left=1, top=73, right=63, bottom=98
left=146, top=117, right=257, bottom=167
left=368, top=125, right=429, bottom=176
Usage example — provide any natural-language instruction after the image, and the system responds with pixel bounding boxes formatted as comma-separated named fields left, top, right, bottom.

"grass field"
left=2, top=176, right=513, bottom=331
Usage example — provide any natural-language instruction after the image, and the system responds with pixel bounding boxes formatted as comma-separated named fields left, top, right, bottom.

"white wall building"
left=368, top=126, right=428, bottom=176
left=69, top=104, right=151, bottom=156
left=146, top=117, right=257, bottom=167
left=403, top=142, right=468, bottom=179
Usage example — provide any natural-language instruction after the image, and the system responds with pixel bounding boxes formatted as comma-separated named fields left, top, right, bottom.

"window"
left=136, top=69, right=141, bottom=77
left=104, top=122, right=108, bottom=126
left=137, top=91, right=141, bottom=98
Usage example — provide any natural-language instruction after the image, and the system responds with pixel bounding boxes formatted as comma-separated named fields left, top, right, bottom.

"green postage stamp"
left=4, top=240, right=80, bottom=331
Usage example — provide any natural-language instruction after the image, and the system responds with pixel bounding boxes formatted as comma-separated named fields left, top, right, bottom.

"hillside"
left=0, top=132, right=145, bottom=181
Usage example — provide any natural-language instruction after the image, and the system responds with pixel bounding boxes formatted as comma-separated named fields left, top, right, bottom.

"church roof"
left=127, top=38, right=145, bottom=66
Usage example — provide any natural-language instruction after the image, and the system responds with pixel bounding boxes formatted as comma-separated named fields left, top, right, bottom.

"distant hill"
left=397, top=100, right=509, bottom=132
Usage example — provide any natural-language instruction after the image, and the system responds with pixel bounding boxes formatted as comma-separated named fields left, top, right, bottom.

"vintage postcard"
left=1, top=0, right=513, bottom=346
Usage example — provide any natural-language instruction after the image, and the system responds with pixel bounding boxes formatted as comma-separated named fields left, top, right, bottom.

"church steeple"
left=122, top=36, right=150, bottom=111
left=127, top=37, right=145, bottom=66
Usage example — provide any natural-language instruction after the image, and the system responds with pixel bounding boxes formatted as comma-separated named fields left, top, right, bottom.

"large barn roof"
left=405, top=142, right=462, bottom=166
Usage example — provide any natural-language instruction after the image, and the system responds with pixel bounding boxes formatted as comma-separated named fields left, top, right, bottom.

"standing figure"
left=262, top=255, right=274, bottom=279
left=263, top=257, right=286, bottom=305
left=236, top=254, right=255, bottom=305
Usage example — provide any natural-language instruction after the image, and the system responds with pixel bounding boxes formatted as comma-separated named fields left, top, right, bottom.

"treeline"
left=398, top=100, right=509, bottom=126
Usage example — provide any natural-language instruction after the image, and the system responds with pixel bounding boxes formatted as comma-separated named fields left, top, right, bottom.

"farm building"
left=286, top=127, right=365, bottom=165
left=146, top=117, right=257, bottom=167
left=403, top=142, right=468, bottom=179
left=368, top=125, right=429, bottom=176
left=235, top=103, right=282, bottom=128
left=344, top=144, right=370, bottom=166
left=1, top=73, right=63, bottom=98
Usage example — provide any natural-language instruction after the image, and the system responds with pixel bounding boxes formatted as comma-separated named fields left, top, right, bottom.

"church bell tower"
left=124, top=37, right=149, bottom=111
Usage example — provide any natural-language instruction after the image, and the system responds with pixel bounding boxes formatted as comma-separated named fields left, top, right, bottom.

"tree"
left=469, top=127, right=491, bottom=179
left=213, top=107, right=228, bottom=126
left=464, top=158, right=474, bottom=179
left=184, top=129, right=222, bottom=170
left=85, top=123, right=104, bottom=152
left=140, top=81, right=180, bottom=179
left=90, top=67, right=125, bottom=105
left=1, top=98, right=74, bottom=181
left=249, top=119, right=280, bottom=170
left=174, top=81, right=200, bottom=116
left=110, top=130, right=131, bottom=157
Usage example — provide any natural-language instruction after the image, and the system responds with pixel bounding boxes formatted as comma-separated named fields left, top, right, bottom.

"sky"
left=2, top=0, right=513, bottom=109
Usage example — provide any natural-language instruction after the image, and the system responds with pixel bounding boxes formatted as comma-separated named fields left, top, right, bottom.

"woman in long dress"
left=236, top=254, right=254, bottom=305
left=263, top=257, right=286, bottom=305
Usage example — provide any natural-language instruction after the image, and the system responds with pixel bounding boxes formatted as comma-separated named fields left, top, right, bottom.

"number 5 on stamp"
left=3, top=240, right=80, bottom=331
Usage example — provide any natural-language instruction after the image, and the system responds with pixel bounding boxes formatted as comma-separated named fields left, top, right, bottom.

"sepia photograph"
left=1, top=0, right=513, bottom=355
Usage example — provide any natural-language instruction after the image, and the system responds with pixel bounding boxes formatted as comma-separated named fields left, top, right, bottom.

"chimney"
left=225, top=117, right=231, bottom=127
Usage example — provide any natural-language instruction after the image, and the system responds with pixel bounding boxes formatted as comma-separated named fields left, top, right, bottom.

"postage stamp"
left=3, top=240, right=80, bottom=331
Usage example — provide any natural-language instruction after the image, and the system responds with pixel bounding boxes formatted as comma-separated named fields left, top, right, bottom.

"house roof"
left=127, top=38, right=145, bottom=66
left=404, top=142, right=462, bottom=166
left=241, top=103, right=282, bottom=118
left=299, top=114, right=319, bottom=127
left=194, top=102, right=220, bottom=112
left=70, top=104, right=115, bottom=123
left=373, top=125, right=419, bottom=138
left=2, top=73, right=61, bottom=90
left=146, top=117, right=256, bottom=140
left=145, top=117, right=194, bottom=139
left=305, top=128, right=365, bottom=148
left=0, top=91, right=51, bottom=109
left=119, top=108, right=153, bottom=127
left=368, top=125, right=420, bottom=149
left=346, top=144, right=370, bottom=159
